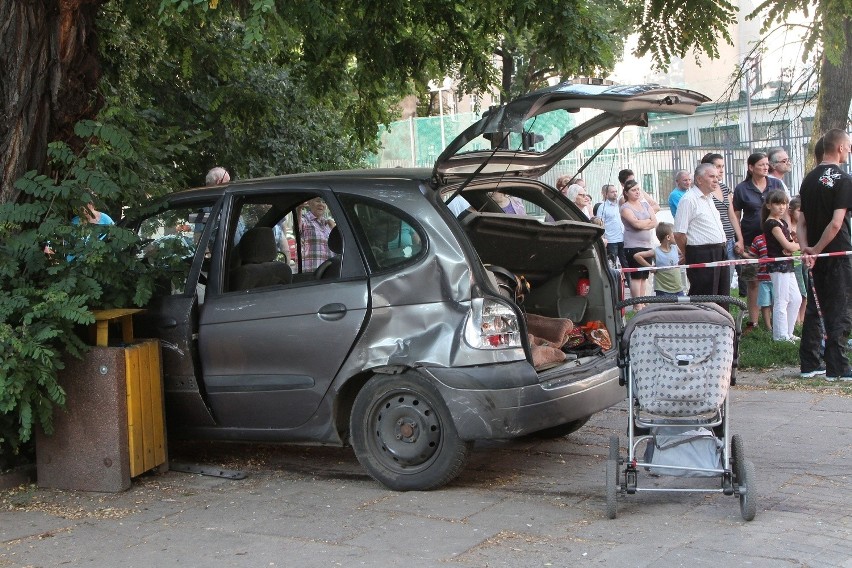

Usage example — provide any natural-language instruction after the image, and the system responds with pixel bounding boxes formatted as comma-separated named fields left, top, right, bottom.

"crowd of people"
left=579, top=130, right=852, bottom=381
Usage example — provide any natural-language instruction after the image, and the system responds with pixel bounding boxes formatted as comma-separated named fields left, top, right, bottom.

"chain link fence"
left=368, top=116, right=851, bottom=208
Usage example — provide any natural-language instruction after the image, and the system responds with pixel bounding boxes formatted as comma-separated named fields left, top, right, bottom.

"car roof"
left=162, top=168, right=435, bottom=204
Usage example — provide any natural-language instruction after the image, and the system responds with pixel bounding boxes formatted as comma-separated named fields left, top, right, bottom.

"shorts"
left=624, top=247, right=651, bottom=280
left=740, top=262, right=758, bottom=282
left=757, top=280, right=773, bottom=307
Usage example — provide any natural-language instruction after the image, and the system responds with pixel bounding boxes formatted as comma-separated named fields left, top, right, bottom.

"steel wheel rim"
left=366, top=389, right=443, bottom=474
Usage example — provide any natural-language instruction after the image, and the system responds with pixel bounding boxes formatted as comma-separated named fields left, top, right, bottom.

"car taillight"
left=464, top=298, right=522, bottom=350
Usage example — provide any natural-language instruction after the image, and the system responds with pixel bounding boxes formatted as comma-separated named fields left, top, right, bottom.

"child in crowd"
left=744, top=233, right=773, bottom=331
left=787, top=197, right=808, bottom=325
left=633, top=222, right=683, bottom=297
left=762, top=190, right=801, bottom=342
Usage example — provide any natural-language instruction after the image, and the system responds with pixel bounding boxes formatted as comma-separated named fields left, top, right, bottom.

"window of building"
left=753, top=120, right=790, bottom=144
left=651, top=130, right=689, bottom=148
left=699, top=125, right=741, bottom=147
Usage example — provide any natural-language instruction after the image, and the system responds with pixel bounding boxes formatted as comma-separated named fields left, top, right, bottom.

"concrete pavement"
left=1, top=368, right=850, bottom=567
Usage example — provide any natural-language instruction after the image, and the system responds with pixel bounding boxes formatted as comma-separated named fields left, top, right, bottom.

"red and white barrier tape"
left=619, top=249, right=852, bottom=273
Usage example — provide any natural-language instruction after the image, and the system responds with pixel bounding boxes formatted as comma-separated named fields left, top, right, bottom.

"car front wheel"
left=350, top=372, right=472, bottom=491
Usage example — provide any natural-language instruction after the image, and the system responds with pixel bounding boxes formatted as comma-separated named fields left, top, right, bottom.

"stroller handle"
left=617, top=295, right=747, bottom=311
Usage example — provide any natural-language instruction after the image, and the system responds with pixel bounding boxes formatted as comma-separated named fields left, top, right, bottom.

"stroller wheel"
left=739, top=460, right=757, bottom=521
left=605, top=435, right=619, bottom=519
left=730, top=434, right=745, bottom=481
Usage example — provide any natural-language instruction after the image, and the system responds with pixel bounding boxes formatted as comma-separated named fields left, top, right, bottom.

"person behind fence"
left=667, top=170, right=691, bottom=217
left=673, top=163, right=730, bottom=296
left=733, top=152, right=785, bottom=332
left=621, top=179, right=657, bottom=307
left=618, top=168, right=660, bottom=212
left=701, top=153, right=744, bottom=263
left=743, top=232, right=773, bottom=331
left=797, top=128, right=852, bottom=381
left=767, top=147, right=791, bottom=192
left=490, top=190, right=527, bottom=215
left=633, top=222, right=683, bottom=297
left=596, top=183, right=631, bottom=283
left=762, top=189, right=801, bottom=342
left=787, top=196, right=808, bottom=326
left=300, top=197, right=336, bottom=271
left=566, top=184, right=592, bottom=218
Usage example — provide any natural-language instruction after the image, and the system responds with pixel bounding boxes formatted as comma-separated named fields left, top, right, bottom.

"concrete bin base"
left=36, top=339, right=165, bottom=492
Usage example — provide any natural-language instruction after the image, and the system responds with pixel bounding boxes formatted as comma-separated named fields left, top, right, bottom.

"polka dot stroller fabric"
left=621, top=303, right=736, bottom=417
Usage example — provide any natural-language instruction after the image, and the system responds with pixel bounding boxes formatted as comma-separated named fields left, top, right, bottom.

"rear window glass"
left=342, top=199, right=424, bottom=271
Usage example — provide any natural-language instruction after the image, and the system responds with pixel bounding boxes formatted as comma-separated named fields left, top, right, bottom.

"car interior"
left=448, top=185, right=615, bottom=363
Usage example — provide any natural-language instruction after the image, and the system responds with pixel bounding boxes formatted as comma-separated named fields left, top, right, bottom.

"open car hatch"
left=433, top=82, right=711, bottom=185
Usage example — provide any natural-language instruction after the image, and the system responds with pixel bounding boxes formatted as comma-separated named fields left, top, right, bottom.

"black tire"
left=731, top=434, right=745, bottom=481
left=739, top=460, right=757, bottom=521
left=606, top=459, right=618, bottom=519
left=350, top=373, right=472, bottom=491
left=529, top=416, right=592, bottom=439
left=605, top=435, right=619, bottom=519
left=608, top=435, right=620, bottom=461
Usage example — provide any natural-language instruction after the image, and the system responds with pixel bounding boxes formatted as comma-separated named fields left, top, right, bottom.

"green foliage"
left=749, top=0, right=852, bottom=66
left=494, top=0, right=630, bottom=100
left=150, top=0, right=639, bottom=145
left=100, top=3, right=368, bottom=188
left=0, top=122, right=179, bottom=457
left=626, top=0, right=738, bottom=70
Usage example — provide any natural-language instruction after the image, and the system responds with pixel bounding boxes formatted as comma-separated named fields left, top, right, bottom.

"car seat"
left=230, top=227, right=293, bottom=290
left=314, top=226, right=342, bottom=280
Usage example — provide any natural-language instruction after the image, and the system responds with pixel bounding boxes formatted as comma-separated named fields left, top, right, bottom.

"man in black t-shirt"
left=797, top=129, right=852, bottom=381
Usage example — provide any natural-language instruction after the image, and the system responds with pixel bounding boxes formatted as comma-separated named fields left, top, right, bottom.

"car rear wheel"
left=350, top=373, right=472, bottom=491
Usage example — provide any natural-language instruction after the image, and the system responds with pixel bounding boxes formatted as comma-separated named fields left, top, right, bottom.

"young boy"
left=633, top=222, right=683, bottom=296
left=743, top=233, right=773, bottom=331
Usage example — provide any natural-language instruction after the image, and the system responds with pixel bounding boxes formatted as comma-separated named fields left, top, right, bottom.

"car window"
left=296, top=197, right=339, bottom=275
left=343, top=200, right=424, bottom=271
left=137, top=204, right=216, bottom=296
left=224, top=195, right=341, bottom=292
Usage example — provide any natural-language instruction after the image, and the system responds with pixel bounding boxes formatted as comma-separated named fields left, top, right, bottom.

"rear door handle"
left=318, top=303, right=347, bottom=321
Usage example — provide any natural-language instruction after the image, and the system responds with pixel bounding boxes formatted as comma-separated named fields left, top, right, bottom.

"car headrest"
left=328, top=226, right=342, bottom=255
left=238, top=227, right=277, bottom=264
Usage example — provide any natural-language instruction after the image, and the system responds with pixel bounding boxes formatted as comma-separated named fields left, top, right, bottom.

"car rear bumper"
left=421, top=359, right=624, bottom=440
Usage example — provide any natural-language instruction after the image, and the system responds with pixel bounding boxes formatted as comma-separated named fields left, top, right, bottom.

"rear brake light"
left=464, top=298, right=522, bottom=350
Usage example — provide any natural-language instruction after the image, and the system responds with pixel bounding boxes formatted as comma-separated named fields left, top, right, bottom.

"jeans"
left=800, top=257, right=852, bottom=375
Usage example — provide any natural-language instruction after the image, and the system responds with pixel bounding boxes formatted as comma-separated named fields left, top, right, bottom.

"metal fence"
left=368, top=116, right=851, bottom=208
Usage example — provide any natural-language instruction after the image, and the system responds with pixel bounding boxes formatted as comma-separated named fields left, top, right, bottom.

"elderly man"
left=673, top=163, right=730, bottom=296
left=767, top=147, right=791, bottom=191
left=667, top=169, right=692, bottom=217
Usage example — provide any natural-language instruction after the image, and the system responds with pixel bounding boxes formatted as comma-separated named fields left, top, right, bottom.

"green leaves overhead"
left=627, top=0, right=737, bottom=69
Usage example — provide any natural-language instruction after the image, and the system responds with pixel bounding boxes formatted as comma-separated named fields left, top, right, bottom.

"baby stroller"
left=606, top=295, right=757, bottom=521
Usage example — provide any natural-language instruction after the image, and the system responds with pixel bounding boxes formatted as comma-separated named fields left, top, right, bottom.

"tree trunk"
left=500, top=44, right=514, bottom=105
left=809, top=17, right=852, bottom=168
left=0, top=0, right=103, bottom=205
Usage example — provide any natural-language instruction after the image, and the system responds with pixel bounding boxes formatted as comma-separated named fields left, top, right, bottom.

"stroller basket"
left=621, top=303, right=735, bottom=417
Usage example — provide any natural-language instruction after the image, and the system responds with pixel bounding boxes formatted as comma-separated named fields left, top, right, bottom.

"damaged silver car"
left=130, top=83, right=709, bottom=490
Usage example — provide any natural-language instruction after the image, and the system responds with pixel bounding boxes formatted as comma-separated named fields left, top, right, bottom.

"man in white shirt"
left=674, top=163, right=729, bottom=296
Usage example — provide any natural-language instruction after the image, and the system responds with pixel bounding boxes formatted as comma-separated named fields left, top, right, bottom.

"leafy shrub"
left=0, top=120, right=177, bottom=462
